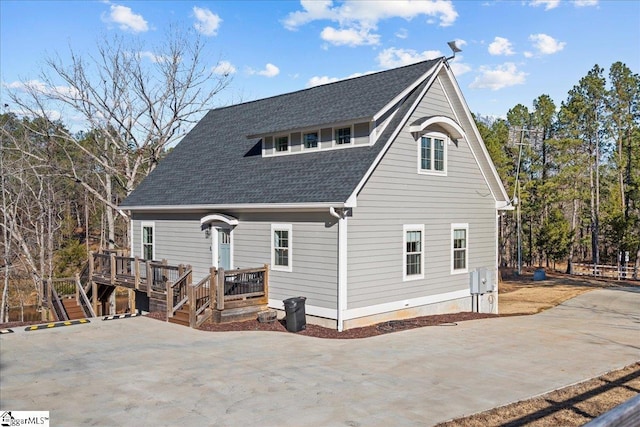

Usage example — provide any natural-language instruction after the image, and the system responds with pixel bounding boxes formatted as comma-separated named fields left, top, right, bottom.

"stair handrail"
left=50, top=284, right=69, bottom=321
left=75, top=273, right=96, bottom=318
left=189, top=273, right=212, bottom=328
left=167, top=266, right=192, bottom=320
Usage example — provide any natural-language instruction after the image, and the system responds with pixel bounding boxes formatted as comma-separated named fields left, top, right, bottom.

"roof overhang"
left=121, top=202, right=352, bottom=214
left=409, top=115, right=465, bottom=140
left=200, top=213, right=239, bottom=227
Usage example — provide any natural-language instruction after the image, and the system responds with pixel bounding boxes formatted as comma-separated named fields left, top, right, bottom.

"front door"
left=217, top=228, right=231, bottom=270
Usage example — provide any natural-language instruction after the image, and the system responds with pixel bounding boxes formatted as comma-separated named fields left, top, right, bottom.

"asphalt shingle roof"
left=121, top=58, right=440, bottom=208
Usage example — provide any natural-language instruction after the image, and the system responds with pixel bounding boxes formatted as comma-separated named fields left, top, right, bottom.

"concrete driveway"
left=1, top=287, right=639, bottom=426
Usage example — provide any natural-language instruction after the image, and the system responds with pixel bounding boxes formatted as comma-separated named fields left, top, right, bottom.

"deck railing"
left=212, top=265, right=269, bottom=311
left=84, top=251, right=269, bottom=327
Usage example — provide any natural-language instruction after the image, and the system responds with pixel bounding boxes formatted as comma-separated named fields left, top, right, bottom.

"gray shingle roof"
left=121, top=58, right=440, bottom=208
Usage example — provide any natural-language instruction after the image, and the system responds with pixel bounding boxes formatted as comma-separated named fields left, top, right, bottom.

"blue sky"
left=1, top=0, right=639, bottom=127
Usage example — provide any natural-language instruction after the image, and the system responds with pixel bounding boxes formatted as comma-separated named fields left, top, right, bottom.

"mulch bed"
left=1, top=311, right=498, bottom=338
left=146, top=310, right=498, bottom=339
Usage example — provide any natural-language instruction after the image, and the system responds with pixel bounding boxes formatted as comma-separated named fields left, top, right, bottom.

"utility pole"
left=508, top=126, right=543, bottom=275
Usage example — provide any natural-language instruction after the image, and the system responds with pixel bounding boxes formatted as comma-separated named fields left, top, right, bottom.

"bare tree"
left=8, top=27, right=231, bottom=248
left=0, top=114, right=62, bottom=319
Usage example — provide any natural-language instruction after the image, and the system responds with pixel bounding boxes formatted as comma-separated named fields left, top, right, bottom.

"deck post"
left=188, top=280, right=196, bottom=328
left=263, top=264, right=269, bottom=305
left=216, top=267, right=225, bottom=310
left=110, top=252, right=116, bottom=285
left=89, top=253, right=98, bottom=315
left=146, top=261, right=152, bottom=297
left=210, top=267, right=217, bottom=312
left=74, top=272, right=80, bottom=303
left=134, top=256, right=140, bottom=290
left=166, top=279, right=173, bottom=319
left=45, top=278, right=52, bottom=321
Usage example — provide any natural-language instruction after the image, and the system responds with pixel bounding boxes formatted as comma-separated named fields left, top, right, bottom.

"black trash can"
left=283, top=296, right=306, bottom=332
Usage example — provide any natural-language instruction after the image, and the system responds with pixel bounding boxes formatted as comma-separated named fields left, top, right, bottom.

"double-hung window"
left=403, top=224, right=424, bottom=281
left=451, top=224, right=468, bottom=274
left=271, top=224, right=292, bottom=272
left=419, top=134, right=446, bottom=175
left=335, top=127, right=351, bottom=145
left=275, top=135, right=289, bottom=152
left=141, top=223, right=155, bottom=260
left=303, top=131, right=318, bottom=149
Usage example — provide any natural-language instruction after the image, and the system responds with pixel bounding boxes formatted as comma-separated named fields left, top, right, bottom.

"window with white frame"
left=451, top=224, right=468, bottom=273
left=419, top=133, right=446, bottom=175
left=303, top=131, right=318, bottom=149
left=335, top=127, right=351, bottom=145
left=275, top=135, right=289, bottom=152
left=403, top=224, right=424, bottom=281
left=141, top=223, right=155, bottom=260
left=271, top=224, right=292, bottom=272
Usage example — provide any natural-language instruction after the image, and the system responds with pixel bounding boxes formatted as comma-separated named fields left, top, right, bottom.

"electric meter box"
left=469, top=268, right=494, bottom=294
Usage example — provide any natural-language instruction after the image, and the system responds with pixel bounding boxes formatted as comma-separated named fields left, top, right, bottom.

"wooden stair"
left=168, top=303, right=190, bottom=327
left=62, top=297, right=86, bottom=320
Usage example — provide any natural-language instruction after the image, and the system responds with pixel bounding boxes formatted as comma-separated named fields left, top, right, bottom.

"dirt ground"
left=437, top=362, right=640, bottom=427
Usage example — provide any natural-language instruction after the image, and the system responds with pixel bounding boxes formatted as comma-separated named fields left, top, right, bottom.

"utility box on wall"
left=469, top=268, right=495, bottom=294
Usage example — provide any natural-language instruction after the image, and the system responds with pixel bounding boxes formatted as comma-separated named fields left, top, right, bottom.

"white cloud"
left=307, top=71, right=367, bottom=87
left=193, top=6, right=222, bottom=36
left=321, top=26, right=379, bottom=46
left=574, top=0, right=598, bottom=6
left=308, top=75, right=340, bottom=87
left=212, top=61, right=236, bottom=76
left=529, top=33, right=566, bottom=55
left=395, top=28, right=409, bottom=39
left=488, top=37, right=514, bottom=56
left=139, top=51, right=170, bottom=63
left=5, top=79, right=78, bottom=98
left=102, top=4, right=149, bottom=33
left=529, top=0, right=560, bottom=10
left=470, top=63, right=527, bottom=90
left=248, top=63, right=280, bottom=78
left=450, top=58, right=472, bottom=76
left=453, top=39, right=467, bottom=48
left=377, top=47, right=441, bottom=68
left=283, top=0, right=458, bottom=47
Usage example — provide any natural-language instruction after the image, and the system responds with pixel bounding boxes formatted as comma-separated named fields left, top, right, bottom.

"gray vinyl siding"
left=290, top=132, right=302, bottom=153
left=320, top=128, right=332, bottom=149
left=131, top=213, right=212, bottom=281
left=347, top=75, right=497, bottom=309
left=133, top=211, right=338, bottom=311
left=233, top=212, right=338, bottom=310
left=264, top=136, right=274, bottom=155
left=354, top=122, right=369, bottom=146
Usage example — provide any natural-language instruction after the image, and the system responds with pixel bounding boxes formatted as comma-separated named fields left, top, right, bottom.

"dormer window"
left=303, top=131, right=318, bottom=149
left=275, top=135, right=289, bottom=152
left=335, top=127, right=351, bottom=145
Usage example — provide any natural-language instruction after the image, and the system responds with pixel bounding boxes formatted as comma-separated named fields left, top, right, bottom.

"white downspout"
left=330, top=207, right=347, bottom=332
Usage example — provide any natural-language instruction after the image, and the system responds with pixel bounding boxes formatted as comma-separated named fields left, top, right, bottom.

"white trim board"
left=343, top=289, right=470, bottom=320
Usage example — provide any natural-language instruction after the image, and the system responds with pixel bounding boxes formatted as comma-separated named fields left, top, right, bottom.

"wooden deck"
left=87, top=251, right=269, bottom=328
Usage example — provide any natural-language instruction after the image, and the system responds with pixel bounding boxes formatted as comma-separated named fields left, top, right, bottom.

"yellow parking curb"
left=25, top=319, right=90, bottom=331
